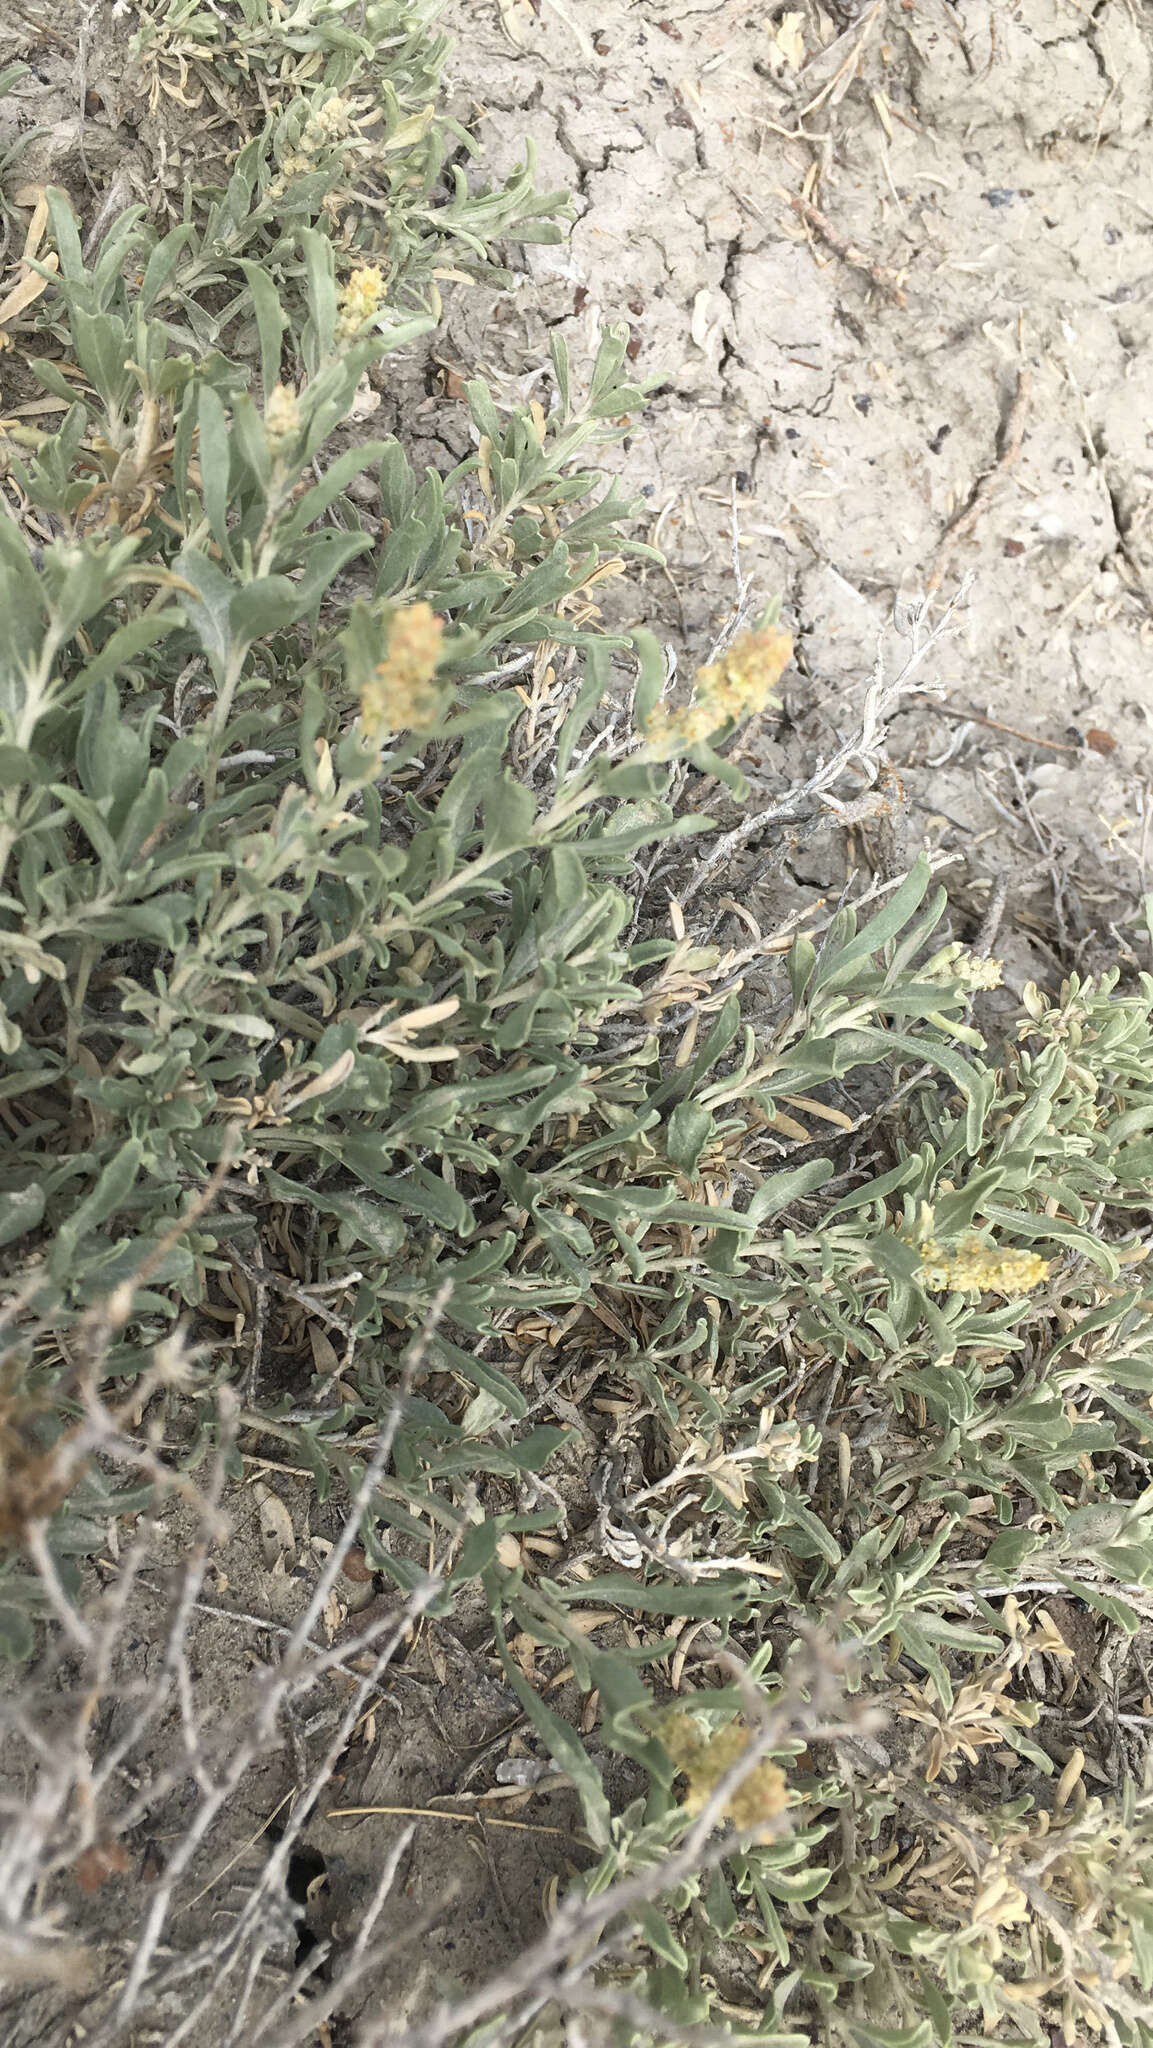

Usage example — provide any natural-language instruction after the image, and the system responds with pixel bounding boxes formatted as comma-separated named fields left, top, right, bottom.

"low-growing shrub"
left=2, top=10, right=1153, bottom=2047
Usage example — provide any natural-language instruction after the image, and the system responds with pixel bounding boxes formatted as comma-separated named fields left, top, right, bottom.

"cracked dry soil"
left=438, top=0, right=1153, bottom=987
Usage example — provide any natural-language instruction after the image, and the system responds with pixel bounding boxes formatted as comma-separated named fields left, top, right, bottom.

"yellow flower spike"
left=263, top=381, right=301, bottom=454
left=642, top=620, right=793, bottom=760
left=705, top=621, right=794, bottom=718
left=917, top=1233, right=1050, bottom=1297
left=660, top=1712, right=789, bottom=1841
left=281, top=94, right=355, bottom=182
left=335, top=265, right=386, bottom=344
left=922, top=944, right=1004, bottom=993
left=357, top=602, right=447, bottom=741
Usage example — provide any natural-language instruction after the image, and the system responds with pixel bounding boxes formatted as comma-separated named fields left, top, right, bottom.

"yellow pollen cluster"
left=660, top=1713, right=789, bottom=1839
left=263, top=382, right=301, bottom=453
left=918, top=1236, right=1050, bottom=1296
left=643, top=622, right=793, bottom=760
left=358, top=603, right=446, bottom=740
left=335, top=266, right=386, bottom=343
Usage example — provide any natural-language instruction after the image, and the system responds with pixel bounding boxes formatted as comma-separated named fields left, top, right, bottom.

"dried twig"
left=786, top=192, right=907, bottom=306
left=909, top=691, right=1080, bottom=755
left=326, top=1802, right=584, bottom=1841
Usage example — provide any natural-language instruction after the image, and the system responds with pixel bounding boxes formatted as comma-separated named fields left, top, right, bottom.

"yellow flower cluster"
left=955, top=954, right=1003, bottom=992
left=358, top=603, right=446, bottom=740
left=918, top=1235, right=1050, bottom=1296
left=660, top=1712, right=789, bottom=1839
left=643, top=622, right=793, bottom=761
left=922, top=942, right=1004, bottom=993
left=263, top=382, right=301, bottom=454
left=335, top=266, right=386, bottom=344
left=280, top=94, right=354, bottom=180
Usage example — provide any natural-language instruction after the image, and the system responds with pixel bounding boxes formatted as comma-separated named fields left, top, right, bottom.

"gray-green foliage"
left=0, top=0, right=649, bottom=1608
left=3, top=18, right=1153, bottom=2048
